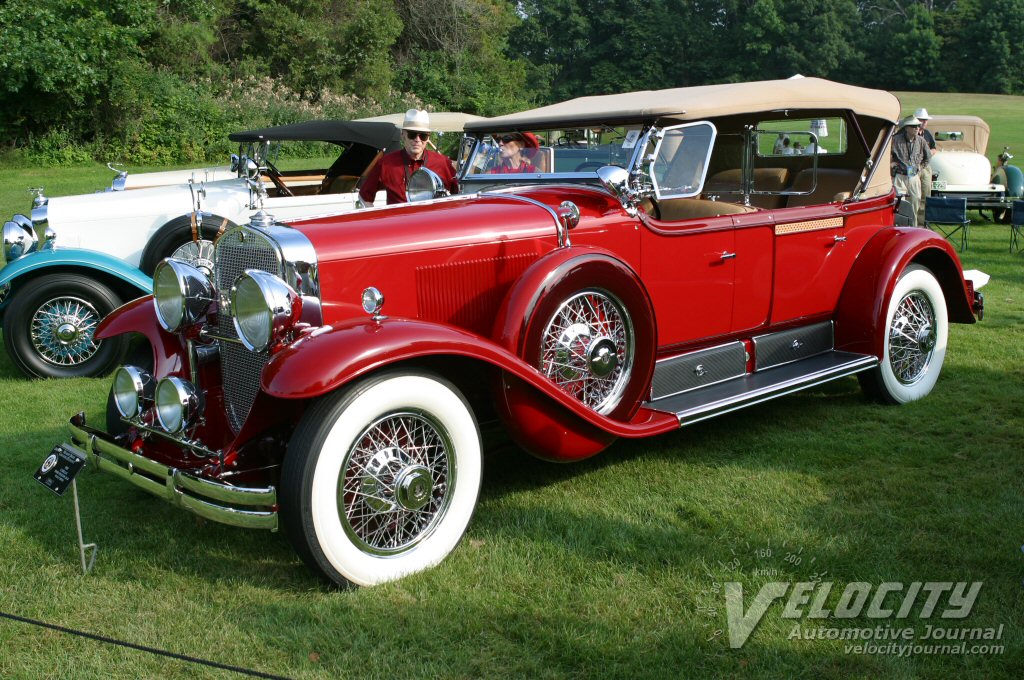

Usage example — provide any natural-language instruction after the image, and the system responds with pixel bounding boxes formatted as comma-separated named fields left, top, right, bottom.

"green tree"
left=394, top=0, right=533, bottom=115
left=228, top=0, right=402, bottom=100
left=942, top=0, right=1024, bottom=94
left=0, top=0, right=152, bottom=143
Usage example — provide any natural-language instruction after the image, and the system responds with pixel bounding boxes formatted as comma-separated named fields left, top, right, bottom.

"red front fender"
left=835, top=227, right=976, bottom=357
left=95, top=295, right=186, bottom=376
left=260, top=317, right=677, bottom=441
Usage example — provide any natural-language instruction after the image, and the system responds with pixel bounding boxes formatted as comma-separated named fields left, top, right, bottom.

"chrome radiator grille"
left=214, top=227, right=282, bottom=432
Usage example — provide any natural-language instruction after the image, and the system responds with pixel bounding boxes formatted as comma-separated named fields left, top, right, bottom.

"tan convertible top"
left=926, top=115, right=990, bottom=154
left=466, top=77, right=901, bottom=130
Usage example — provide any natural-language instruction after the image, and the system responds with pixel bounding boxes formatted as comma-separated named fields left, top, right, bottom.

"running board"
left=645, top=351, right=878, bottom=427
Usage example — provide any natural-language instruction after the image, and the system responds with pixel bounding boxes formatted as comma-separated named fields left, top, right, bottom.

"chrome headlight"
left=154, top=376, right=203, bottom=433
left=31, top=204, right=54, bottom=249
left=230, top=270, right=301, bottom=352
left=3, top=216, right=37, bottom=263
left=153, top=259, right=214, bottom=333
left=112, top=365, right=154, bottom=418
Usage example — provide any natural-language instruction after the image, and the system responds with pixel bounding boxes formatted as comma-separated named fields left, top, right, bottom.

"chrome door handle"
left=720, top=251, right=737, bottom=260
left=833, top=235, right=848, bottom=243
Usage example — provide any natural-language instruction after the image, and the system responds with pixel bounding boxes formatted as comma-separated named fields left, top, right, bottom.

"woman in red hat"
left=489, top=132, right=540, bottom=174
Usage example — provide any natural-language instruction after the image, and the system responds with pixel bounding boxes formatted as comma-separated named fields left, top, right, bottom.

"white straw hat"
left=913, top=107, right=931, bottom=120
left=402, top=109, right=431, bottom=133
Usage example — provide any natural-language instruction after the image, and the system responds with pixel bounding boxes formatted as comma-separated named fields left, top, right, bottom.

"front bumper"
left=67, top=415, right=278, bottom=531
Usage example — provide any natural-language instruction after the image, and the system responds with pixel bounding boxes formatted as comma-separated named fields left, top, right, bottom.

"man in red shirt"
left=359, top=109, right=459, bottom=206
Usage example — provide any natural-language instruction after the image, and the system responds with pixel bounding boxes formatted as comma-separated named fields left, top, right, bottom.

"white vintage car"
left=928, top=115, right=1022, bottom=211
left=0, top=115, right=480, bottom=379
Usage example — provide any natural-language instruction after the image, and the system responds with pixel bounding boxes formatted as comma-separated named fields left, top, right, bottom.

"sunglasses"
left=405, top=131, right=430, bottom=141
left=497, top=135, right=519, bottom=144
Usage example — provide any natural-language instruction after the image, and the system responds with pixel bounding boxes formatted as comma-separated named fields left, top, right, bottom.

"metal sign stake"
left=71, top=479, right=98, bottom=575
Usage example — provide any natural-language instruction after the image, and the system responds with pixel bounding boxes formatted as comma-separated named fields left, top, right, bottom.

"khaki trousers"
left=894, top=173, right=921, bottom=227
left=918, top=162, right=933, bottom=225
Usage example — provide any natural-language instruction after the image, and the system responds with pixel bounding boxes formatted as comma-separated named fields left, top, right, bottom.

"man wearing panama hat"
left=359, top=109, right=458, bottom=206
left=890, top=115, right=929, bottom=226
left=914, top=108, right=936, bottom=225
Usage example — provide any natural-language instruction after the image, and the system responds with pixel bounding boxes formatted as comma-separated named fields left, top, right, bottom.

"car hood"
left=287, top=186, right=623, bottom=262
left=45, top=178, right=248, bottom=223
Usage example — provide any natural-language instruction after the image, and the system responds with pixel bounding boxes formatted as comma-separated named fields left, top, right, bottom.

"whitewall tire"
left=859, top=265, right=948, bottom=404
left=281, top=371, right=482, bottom=587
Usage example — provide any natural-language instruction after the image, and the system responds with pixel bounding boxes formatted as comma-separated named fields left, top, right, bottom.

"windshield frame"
left=458, top=123, right=656, bottom=190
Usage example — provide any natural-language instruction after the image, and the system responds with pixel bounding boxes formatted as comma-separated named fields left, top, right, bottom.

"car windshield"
left=463, top=125, right=645, bottom=177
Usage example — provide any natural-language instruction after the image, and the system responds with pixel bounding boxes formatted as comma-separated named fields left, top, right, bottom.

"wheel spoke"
left=888, top=291, right=936, bottom=384
left=539, top=290, right=633, bottom=413
left=28, top=296, right=102, bottom=366
left=338, top=410, right=453, bottom=555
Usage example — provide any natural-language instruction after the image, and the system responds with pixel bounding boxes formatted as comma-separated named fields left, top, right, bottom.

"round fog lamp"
left=112, top=365, right=154, bottom=418
left=361, top=287, right=385, bottom=316
left=154, top=376, right=203, bottom=434
left=153, top=258, right=214, bottom=333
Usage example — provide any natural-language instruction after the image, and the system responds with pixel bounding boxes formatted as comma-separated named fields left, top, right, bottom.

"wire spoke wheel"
left=339, top=411, right=454, bottom=556
left=539, top=289, right=634, bottom=414
left=29, top=296, right=101, bottom=366
left=282, top=371, right=481, bottom=587
left=859, top=265, right=948, bottom=405
left=170, top=239, right=216, bottom=276
left=888, top=290, right=937, bottom=384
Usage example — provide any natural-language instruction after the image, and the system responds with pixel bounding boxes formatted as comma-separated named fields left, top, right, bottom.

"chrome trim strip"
left=655, top=352, right=877, bottom=427
left=481, top=191, right=568, bottom=247
left=67, top=421, right=278, bottom=531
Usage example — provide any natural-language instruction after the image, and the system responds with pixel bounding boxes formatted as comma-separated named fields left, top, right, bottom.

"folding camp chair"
left=925, top=196, right=969, bottom=251
left=1011, top=200, right=1024, bottom=253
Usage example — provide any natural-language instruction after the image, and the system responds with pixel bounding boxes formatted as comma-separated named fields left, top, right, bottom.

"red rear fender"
left=834, top=227, right=975, bottom=357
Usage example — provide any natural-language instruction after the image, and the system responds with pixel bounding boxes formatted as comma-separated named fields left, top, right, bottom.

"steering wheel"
left=574, top=161, right=605, bottom=172
left=264, top=159, right=295, bottom=197
left=556, top=136, right=571, bottom=147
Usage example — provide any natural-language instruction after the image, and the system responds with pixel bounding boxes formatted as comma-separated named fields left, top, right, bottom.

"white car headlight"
left=112, top=365, right=154, bottom=418
left=154, top=376, right=203, bottom=433
left=152, top=258, right=214, bottom=333
left=230, top=270, right=301, bottom=352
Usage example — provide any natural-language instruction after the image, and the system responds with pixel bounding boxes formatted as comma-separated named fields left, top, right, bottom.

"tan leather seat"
left=641, top=197, right=757, bottom=221
left=786, top=169, right=859, bottom=207
left=703, top=168, right=791, bottom=208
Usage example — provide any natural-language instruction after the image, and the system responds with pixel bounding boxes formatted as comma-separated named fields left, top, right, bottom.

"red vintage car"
left=63, top=77, right=985, bottom=587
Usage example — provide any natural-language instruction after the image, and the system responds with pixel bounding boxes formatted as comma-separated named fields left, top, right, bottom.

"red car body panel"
left=834, top=226, right=976, bottom=357
left=95, top=296, right=185, bottom=377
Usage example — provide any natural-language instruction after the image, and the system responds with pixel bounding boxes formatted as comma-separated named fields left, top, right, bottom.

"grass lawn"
left=1, top=97, right=1022, bottom=678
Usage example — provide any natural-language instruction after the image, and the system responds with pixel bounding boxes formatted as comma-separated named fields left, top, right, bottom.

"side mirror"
left=407, top=167, right=449, bottom=203
left=597, top=165, right=640, bottom=216
left=597, top=165, right=631, bottom=201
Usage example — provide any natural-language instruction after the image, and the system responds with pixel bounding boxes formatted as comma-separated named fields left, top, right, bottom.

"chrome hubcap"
left=339, top=412, right=453, bottom=555
left=588, top=337, right=618, bottom=377
left=888, top=291, right=936, bottom=385
left=30, top=296, right=101, bottom=366
left=540, top=290, right=633, bottom=414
